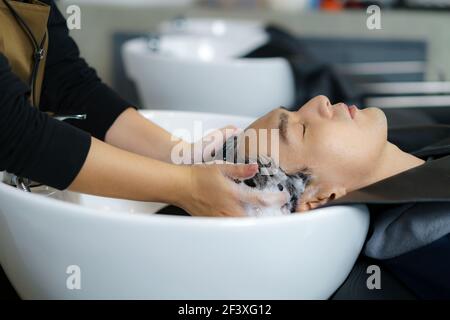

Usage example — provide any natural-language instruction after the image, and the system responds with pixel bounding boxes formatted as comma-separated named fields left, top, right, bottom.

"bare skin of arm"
left=104, top=107, right=235, bottom=163
left=68, top=137, right=186, bottom=203
left=104, top=107, right=186, bottom=163
left=68, top=108, right=288, bottom=216
left=68, top=137, right=288, bottom=217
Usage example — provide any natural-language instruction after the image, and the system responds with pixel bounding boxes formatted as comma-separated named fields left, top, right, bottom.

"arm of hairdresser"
left=0, top=54, right=287, bottom=217
left=0, top=1, right=288, bottom=216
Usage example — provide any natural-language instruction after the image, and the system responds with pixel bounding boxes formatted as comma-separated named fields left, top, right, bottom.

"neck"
left=355, top=142, right=425, bottom=191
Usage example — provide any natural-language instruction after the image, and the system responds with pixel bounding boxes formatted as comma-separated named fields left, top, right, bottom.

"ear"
left=296, top=185, right=347, bottom=212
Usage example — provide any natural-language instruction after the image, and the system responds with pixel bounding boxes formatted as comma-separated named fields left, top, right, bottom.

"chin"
left=369, top=107, right=389, bottom=141
left=358, top=107, right=388, bottom=143
left=364, top=107, right=387, bottom=126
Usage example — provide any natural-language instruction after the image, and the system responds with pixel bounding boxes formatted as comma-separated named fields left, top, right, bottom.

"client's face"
left=244, top=95, right=388, bottom=210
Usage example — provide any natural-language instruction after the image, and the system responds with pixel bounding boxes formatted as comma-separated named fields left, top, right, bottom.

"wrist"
left=163, top=164, right=192, bottom=208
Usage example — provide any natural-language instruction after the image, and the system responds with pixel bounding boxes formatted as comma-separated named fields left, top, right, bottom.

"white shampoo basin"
left=0, top=111, right=369, bottom=299
left=122, top=19, right=295, bottom=116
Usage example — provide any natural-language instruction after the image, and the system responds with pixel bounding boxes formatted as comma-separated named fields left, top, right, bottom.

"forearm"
left=105, top=108, right=184, bottom=163
left=69, top=136, right=188, bottom=205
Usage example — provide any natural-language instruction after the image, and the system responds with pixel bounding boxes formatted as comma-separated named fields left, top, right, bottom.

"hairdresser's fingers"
left=219, top=163, right=259, bottom=180
left=295, top=199, right=326, bottom=213
left=184, top=164, right=250, bottom=218
left=240, top=189, right=290, bottom=208
left=295, top=202, right=310, bottom=213
left=219, top=204, right=247, bottom=217
left=201, top=125, right=240, bottom=162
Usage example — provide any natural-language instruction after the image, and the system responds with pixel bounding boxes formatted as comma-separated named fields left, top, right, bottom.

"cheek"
left=307, top=125, right=380, bottom=176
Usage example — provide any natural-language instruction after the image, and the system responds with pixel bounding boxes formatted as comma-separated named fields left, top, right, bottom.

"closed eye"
left=302, top=124, right=306, bottom=138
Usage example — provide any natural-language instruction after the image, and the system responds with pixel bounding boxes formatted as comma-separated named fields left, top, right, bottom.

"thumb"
left=219, top=163, right=259, bottom=180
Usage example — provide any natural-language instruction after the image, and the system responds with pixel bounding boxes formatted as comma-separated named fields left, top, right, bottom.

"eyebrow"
left=278, top=112, right=289, bottom=141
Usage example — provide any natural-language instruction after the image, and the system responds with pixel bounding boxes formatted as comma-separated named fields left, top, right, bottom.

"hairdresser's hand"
left=190, top=126, right=240, bottom=163
left=178, top=163, right=289, bottom=217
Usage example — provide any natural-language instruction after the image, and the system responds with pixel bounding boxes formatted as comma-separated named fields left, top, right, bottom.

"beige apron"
left=0, top=0, right=50, bottom=108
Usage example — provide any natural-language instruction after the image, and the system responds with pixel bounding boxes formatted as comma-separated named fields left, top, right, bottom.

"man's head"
left=217, top=135, right=311, bottom=214
left=222, top=95, right=388, bottom=212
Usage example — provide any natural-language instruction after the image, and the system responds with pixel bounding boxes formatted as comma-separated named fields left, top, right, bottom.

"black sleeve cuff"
left=66, top=83, right=136, bottom=141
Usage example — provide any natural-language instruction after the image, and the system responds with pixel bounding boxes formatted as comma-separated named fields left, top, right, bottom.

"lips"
left=337, top=103, right=353, bottom=119
left=348, top=105, right=358, bottom=119
left=332, top=102, right=358, bottom=119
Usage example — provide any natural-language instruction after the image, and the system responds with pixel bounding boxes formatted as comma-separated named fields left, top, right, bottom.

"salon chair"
left=297, top=36, right=450, bottom=126
left=363, top=82, right=450, bottom=126
left=331, top=256, right=417, bottom=300
left=0, top=265, right=19, bottom=300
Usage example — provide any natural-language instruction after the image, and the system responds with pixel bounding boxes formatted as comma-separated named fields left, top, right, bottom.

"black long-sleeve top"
left=0, top=0, right=133, bottom=189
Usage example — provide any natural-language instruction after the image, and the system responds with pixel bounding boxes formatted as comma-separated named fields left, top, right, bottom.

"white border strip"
left=366, top=95, right=450, bottom=108
left=360, top=82, right=450, bottom=95
left=337, top=61, right=426, bottom=75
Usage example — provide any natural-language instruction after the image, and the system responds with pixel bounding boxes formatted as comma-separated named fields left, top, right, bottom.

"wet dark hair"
left=215, top=136, right=311, bottom=213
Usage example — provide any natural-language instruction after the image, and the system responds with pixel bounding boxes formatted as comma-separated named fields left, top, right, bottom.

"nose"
left=316, top=95, right=333, bottom=119
left=317, top=95, right=331, bottom=106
